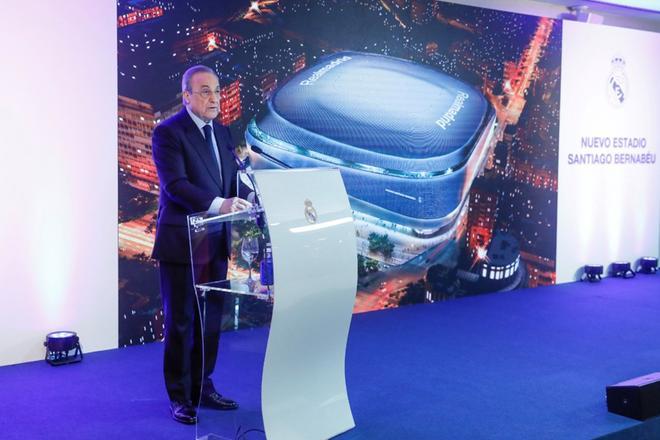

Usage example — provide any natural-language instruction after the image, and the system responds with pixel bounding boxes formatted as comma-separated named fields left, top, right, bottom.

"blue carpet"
left=0, top=275, right=658, bottom=439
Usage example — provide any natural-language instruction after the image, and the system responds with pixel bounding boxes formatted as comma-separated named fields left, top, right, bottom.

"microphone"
left=250, top=145, right=291, bottom=169
left=225, top=142, right=248, bottom=171
left=224, top=143, right=265, bottom=231
left=224, top=142, right=256, bottom=197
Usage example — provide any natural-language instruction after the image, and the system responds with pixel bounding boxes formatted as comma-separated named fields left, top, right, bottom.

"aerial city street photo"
left=117, top=0, right=562, bottom=346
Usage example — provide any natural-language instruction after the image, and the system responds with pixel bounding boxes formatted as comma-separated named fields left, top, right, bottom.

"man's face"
left=184, top=72, right=221, bottom=122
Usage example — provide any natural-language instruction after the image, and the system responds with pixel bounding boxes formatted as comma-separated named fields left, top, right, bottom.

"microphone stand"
left=250, top=145, right=291, bottom=169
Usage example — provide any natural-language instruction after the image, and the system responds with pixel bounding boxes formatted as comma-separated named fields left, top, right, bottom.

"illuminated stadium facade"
left=246, top=52, right=496, bottom=238
left=477, top=232, right=525, bottom=292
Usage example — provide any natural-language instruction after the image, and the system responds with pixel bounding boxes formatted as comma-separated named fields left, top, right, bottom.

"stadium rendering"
left=246, top=51, right=496, bottom=242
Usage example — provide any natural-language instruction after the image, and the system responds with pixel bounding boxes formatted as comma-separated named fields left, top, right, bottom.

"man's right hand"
left=219, top=197, right=252, bottom=215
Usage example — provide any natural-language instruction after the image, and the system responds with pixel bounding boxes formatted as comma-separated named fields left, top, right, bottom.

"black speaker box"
left=606, top=372, right=660, bottom=420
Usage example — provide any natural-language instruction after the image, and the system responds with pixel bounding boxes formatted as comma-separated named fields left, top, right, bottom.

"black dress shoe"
left=170, top=401, right=197, bottom=425
left=200, top=391, right=239, bottom=410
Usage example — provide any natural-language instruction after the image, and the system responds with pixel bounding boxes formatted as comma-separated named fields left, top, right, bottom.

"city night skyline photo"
left=117, top=0, right=562, bottom=346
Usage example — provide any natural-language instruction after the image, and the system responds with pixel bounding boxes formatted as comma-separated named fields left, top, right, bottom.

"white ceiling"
left=545, top=0, right=660, bottom=29
left=447, top=0, right=660, bottom=32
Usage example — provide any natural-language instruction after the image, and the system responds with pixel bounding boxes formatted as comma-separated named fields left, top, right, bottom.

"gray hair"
left=181, top=65, right=217, bottom=92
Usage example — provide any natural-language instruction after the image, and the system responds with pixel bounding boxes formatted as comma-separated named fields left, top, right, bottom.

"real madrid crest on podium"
left=607, top=56, right=627, bottom=107
left=304, top=199, right=318, bottom=224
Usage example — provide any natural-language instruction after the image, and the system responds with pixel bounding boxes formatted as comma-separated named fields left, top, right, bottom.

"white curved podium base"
left=253, top=169, right=357, bottom=440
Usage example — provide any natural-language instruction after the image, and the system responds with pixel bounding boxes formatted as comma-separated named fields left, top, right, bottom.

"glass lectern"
left=188, top=168, right=357, bottom=440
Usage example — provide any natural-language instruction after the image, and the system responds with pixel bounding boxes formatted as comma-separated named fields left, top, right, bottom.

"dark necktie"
left=202, top=124, right=222, bottom=187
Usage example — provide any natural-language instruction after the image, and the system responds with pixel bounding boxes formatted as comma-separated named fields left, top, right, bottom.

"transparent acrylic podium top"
left=187, top=172, right=273, bottom=440
left=188, top=205, right=273, bottom=302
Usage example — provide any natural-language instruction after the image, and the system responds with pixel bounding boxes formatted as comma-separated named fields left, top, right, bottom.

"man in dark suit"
left=152, top=65, right=251, bottom=425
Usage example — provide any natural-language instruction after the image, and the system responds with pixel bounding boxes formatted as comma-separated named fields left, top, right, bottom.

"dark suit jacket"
left=151, top=108, right=238, bottom=264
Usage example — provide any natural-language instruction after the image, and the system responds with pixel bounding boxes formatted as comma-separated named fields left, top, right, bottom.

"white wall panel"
left=556, top=21, right=660, bottom=282
left=0, top=1, right=118, bottom=365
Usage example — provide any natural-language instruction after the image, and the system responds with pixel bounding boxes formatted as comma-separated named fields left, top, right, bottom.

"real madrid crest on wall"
left=304, top=199, right=318, bottom=224
left=607, top=56, right=628, bottom=108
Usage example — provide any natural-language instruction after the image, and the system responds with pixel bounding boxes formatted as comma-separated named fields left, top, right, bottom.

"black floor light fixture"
left=44, top=331, right=83, bottom=366
left=583, top=264, right=604, bottom=282
left=611, top=261, right=635, bottom=279
left=637, top=257, right=658, bottom=274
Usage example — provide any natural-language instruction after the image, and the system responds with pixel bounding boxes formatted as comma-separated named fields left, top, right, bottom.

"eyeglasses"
left=191, top=89, right=221, bottom=99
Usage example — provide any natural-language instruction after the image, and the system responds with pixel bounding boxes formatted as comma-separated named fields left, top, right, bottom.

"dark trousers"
left=159, top=259, right=227, bottom=404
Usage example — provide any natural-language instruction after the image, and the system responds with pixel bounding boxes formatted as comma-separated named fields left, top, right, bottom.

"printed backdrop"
left=556, top=21, right=659, bottom=281
left=117, top=0, right=563, bottom=346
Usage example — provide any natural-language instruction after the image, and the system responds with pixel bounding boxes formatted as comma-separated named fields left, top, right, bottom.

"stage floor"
left=1, top=275, right=659, bottom=439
